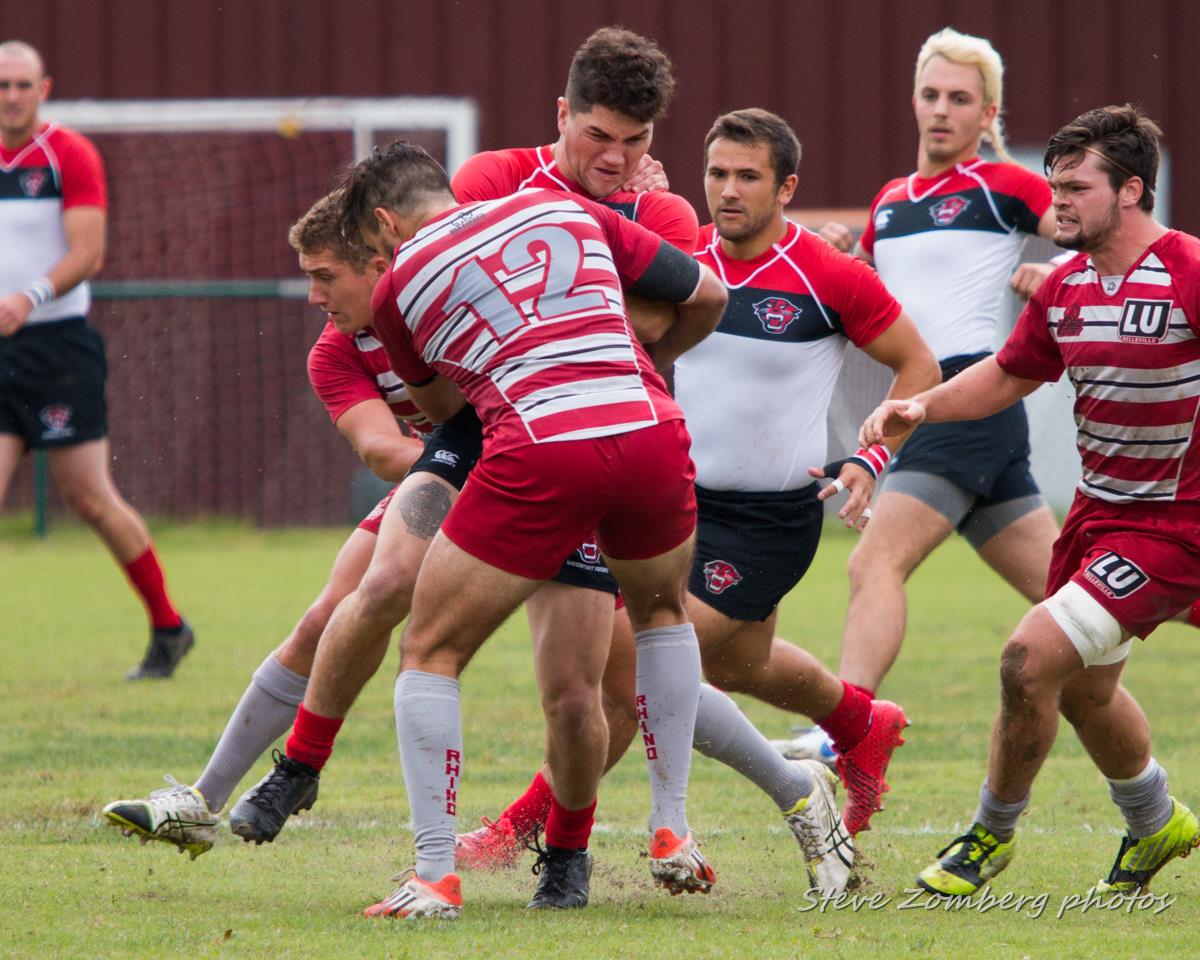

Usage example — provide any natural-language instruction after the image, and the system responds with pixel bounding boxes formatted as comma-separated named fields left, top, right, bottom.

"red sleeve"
left=995, top=282, right=1065, bottom=382
left=450, top=150, right=523, bottom=203
left=306, top=325, right=383, bottom=423
left=57, top=129, right=107, bottom=211
left=578, top=196, right=661, bottom=286
left=815, top=238, right=902, bottom=347
left=370, top=271, right=437, bottom=384
left=630, top=191, right=700, bottom=253
left=857, top=180, right=900, bottom=258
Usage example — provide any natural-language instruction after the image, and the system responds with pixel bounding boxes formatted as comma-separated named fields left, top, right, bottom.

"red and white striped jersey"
left=451, top=145, right=699, bottom=253
left=307, top=322, right=432, bottom=434
left=861, top=158, right=1050, bottom=360
left=678, top=221, right=901, bottom=491
left=0, top=122, right=106, bottom=325
left=997, top=230, right=1200, bottom=504
left=371, top=189, right=682, bottom=451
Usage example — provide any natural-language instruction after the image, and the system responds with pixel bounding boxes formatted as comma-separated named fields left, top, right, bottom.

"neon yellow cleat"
left=1093, top=798, right=1200, bottom=894
left=917, top=823, right=1016, bottom=896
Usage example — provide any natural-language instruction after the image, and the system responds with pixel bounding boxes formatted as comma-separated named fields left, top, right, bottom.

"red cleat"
left=363, top=869, right=462, bottom=920
left=648, top=827, right=717, bottom=895
left=454, top=815, right=526, bottom=870
left=836, top=699, right=908, bottom=835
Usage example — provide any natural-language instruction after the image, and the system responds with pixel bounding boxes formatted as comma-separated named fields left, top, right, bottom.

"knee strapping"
left=1041, top=581, right=1132, bottom=668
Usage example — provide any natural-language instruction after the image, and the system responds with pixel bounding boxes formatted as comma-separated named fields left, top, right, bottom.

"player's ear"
left=556, top=97, right=571, bottom=135
left=40, top=75, right=52, bottom=102
left=368, top=255, right=389, bottom=279
left=1119, top=175, right=1144, bottom=210
left=776, top=173, right=798, bottom=207
left=373, top=206, right=397, bottom=237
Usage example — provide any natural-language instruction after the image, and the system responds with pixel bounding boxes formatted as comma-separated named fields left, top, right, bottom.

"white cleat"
left=102, top=776, right=219, bottom=860
left=783, top=760, right=855, bottom=895
left=363, top=869, right=463, bottom=920
left=649, top=827, right=717, bottom=895
left=770, top=725, right=838, bottom=767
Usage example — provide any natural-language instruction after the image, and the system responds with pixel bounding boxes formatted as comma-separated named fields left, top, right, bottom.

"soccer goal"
left=12, top=98, right=477, bottom=530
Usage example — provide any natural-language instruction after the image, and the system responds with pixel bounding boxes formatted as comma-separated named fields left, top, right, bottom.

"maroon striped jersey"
left=997, top=230, right=1200, bottom=503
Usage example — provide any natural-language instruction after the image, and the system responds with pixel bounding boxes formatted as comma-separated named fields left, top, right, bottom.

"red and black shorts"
left=0, top=317, right=108, bottom=449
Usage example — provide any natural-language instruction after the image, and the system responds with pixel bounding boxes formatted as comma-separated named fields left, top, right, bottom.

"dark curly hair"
left=1044, top=104, right=1163, bottom=213
left=564, top=27, right=676, bottom=123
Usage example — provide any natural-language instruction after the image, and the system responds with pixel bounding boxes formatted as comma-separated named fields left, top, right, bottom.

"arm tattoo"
left=399, top=481, right=453, bottom=540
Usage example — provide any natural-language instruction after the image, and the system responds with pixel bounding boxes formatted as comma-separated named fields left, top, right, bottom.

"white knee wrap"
left=1041, top=581, right=1132, bottom=667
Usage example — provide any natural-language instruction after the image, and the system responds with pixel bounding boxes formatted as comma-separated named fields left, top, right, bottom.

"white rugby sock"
left=693, top=683, right=813, bottom=811
left=394, top=670, right=462, bottom=882
left=634, top=623, right=701, bottom=837
left=195, top=654, right=308, bottom=811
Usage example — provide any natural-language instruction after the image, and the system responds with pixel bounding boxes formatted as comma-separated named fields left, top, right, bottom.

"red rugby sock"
left=501, top=770, right=554, bottom=836
left=818, top=681, right=873, bottom=754
left=122, top=546, right=182, bottom=630
left=544, top=795, right=597, bottom=850
left=285, top=704, right=344, bottom=773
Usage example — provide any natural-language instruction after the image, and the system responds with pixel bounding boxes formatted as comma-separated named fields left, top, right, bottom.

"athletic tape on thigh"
left=1041, top=581, right=1133, bottom=667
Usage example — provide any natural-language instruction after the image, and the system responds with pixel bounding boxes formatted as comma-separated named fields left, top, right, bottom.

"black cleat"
left=126, top=619, right=195, bottom=680
left=526, top=833, right=593, bottom=909
left=228, top=749, right=319, bottom=843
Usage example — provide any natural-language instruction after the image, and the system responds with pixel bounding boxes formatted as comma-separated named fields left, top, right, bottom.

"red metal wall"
left=11, top=0, right=1198, bottom=227
left=3, top=0, right=1194, bottom=525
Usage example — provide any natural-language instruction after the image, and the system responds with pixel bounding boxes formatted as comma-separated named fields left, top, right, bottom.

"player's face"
left=0, top=51, right=49, bottom=144
left=299, top=249, right=377, bottom=335
left=556, top=99, right=653, bottom=198
left=704, top=138, right=796, bottom=246
left=1048, top=152, right=1122, bottom=252
left=913, top=56, right=996, bottom=167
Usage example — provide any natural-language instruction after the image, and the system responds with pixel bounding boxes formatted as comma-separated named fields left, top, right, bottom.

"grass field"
left=2, top=519, right=1198, bottom=959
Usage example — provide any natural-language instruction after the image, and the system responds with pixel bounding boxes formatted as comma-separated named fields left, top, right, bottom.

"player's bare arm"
left=644, top=265, right=727, bottom=372
left=405, top=375, right=468, bottom=424
left=860, top=356, right=1040, bottom=445
left=0, top=205, right=105, bottom=336
left=810, top=312, right=939, bottom=528
left=334, top=398, right=425, bottom=483
left=817, top=221, right=855, bottom=254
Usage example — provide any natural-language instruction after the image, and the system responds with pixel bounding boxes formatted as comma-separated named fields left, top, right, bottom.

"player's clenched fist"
left=0, top=292, right=34, bottom=337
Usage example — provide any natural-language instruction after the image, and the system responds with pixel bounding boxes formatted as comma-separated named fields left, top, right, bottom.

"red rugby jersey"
left=371, top=189, right=682, bottom=451
left=451, top=144, right=698, bottom=253
left=306, top=322, right=432, bottom=434
left=997, top=230, right=1200, bottom=504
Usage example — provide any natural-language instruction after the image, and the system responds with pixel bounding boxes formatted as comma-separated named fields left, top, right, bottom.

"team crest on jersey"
left=1117, top=299, right=1174, bottom=343
left=752, top=296, right=802, bottom=335
left=577, top=537, right=602, bottom=565
left=38, top=404, right=74, bottom=440
left=19, top=169, right=47, bottom=197
left=703, top=559, right=742, bottom=595
left=1057, top=303, right=1085, bottom=338
left=1084, top=551, right=1149, bottom=599
left=928, top=194, right=971, bottom=226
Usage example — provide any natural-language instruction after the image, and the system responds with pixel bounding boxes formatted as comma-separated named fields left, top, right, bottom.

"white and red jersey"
left=371, top=189, right=685, bottom=452
left=678, top=221, right=901, bottom=491
left=451, top=145, right=699, bottom=253
left=306, top=322, right=432, bottom=434
left=996, top=230, right=1200, bottom=504
left=0, top=122, right=106, bottom=325
left=861, top=158, right=1050, bottom=360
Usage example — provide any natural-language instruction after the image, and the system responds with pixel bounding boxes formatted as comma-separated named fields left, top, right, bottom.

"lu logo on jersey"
left=752, top=296, right=802, bottom=335
left=1117, top=299, right=1173, bottom=343
left=703, top=559, right=742, bottom=595
left=929, top=194, right=971, bottom=226
left=1084, top=551, right=1149, bottom=599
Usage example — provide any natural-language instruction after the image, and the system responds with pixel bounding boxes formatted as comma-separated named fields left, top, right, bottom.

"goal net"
left=8, top=98, right=476, bottom=527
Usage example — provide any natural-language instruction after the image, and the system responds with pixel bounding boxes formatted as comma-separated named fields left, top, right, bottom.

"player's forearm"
left=360, top=436, right=425, bottom=483
left=919, top=357, right=1035, bottom=424
left=38, top=208, right=106, bottom=302
left=646, top=270, right=727, bottom=372
left=878, top=349, right=941, bottom=450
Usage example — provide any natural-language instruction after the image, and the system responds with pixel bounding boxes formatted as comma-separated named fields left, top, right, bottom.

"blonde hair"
left=914, top=27, right=1010, bottom=163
